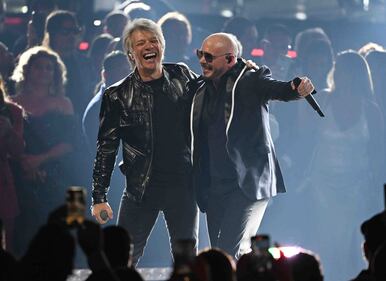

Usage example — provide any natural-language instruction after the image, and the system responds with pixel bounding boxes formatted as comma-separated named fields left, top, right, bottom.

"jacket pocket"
left=119, top=144, right=146, bottom=174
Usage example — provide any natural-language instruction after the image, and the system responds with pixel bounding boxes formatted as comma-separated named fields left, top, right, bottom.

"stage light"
left=295, top=12, right=307, bottom=20
left=21, top=6, right=28, bottom=13
left=268, top=246, right=302, bottom=259
left=93, top=20, right=102, bottom=26
left=221, top=9, right=233, bottom=18
left=79, top=42, right=89, bottom=51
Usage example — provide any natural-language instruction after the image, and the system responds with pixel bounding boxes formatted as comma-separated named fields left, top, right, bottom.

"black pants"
left=117, top=179, right=198, bottom=265
left=206, top=187, right=269, bottom=259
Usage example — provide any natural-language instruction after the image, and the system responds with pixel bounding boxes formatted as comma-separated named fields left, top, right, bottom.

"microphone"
left=100, top=210, right=109, bottom=221
left=293, top=77, right=325, bottom=117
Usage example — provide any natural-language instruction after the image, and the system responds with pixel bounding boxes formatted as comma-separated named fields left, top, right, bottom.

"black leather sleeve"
left=91, top=89, right=121, bottom=204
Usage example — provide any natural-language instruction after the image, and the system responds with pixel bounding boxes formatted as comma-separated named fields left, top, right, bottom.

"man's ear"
left=101, top=69, right=106, bottom=82
left=363, top=241, right=370, bottom=261
left=127, top=52, right=134, bottom=60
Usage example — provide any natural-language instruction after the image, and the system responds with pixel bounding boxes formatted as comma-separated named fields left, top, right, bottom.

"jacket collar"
left=130, top=65, right=181, bottom=100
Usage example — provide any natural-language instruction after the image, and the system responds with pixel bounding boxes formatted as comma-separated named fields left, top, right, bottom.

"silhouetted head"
left=287, top=251, right=324, bottom=281
left=20, top=224, right=75, bottom=281
left=197, top=248, right=236, bottom=281
left=103, top=225, right=133, bottom=268
left=43, top=10, right=82, bottom=57
left=89, top=33, right=114, bottom=73
left=222, top=17, right=258, bottom=58
left=158, top=12, right=192, bottom=62
left=261, top=24, right=291, bottom=65
left=104, top=10, right=129, bottom=38
left=328, top=50, right=374, bottom=99
left=102, top=51, right=131, bottom=86
left=361, top=210, right=386, bottom=261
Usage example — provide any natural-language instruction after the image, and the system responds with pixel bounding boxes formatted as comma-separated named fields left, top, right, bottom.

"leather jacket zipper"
left=142, top=94, right=154, bottom=193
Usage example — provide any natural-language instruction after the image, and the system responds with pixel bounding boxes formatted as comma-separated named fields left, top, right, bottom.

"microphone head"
left=100, top=210, right=109, bottom=221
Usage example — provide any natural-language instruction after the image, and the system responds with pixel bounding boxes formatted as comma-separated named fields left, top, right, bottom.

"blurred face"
left=198, top=36, right=234, bottom=81
left=28, top=56, right=55, bottom=87
left=105, top=63, right=131, bottom=86
left=240, top=26, right=258, bottom=56
left=164, top=21, right=190, bottom=53
left=52, top=19, right=81, bottom=56
left=0, top=44, right=14, bottom=77
left=129, top=29, right=163, bottom=80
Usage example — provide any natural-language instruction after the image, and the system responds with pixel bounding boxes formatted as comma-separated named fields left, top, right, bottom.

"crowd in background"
left=1, top=0, right=386, bottom=281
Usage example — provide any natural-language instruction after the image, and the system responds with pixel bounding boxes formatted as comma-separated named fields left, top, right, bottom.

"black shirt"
left=144, top=76, right=191, bottom=187
left=201, top=75, right=238, bottom=193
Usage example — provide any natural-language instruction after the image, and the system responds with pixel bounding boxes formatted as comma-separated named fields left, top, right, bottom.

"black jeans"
left=206, top=186, right=269, bottom=259
left=117, top=178, right=198, bottom=265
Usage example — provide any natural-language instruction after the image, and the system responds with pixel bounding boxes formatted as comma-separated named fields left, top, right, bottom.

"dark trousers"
left=117, top=180, right=198, bottom=265
left=206, top=187, right=269, bottom=258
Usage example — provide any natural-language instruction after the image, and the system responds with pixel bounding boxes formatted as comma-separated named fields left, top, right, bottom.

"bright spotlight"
left=221, top=9, right=233, bottom=18
left=295, top=12, right=307, bottom=20
left=93, top=20, right=102, bottom=26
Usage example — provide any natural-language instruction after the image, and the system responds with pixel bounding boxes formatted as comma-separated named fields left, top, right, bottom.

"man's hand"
left=91, top=202, right=113, bottom=224
left=244, top=59, right=259, bottom=70
left=291, top=76, right=314, bottom=97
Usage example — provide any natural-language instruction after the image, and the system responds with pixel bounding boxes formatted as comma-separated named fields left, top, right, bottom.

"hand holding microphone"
left=91, top=202, right=113, bottom=224
left=100, top=210, right=109, bottom=221
left=292, top=77, right=325, bottom=117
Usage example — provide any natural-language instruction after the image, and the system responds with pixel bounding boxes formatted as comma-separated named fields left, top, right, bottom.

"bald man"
left=190, top=33, right=314, bottom=258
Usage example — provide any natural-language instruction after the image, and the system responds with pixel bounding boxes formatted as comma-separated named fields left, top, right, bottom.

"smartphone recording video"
left=66, top=186, right=86, bottom=226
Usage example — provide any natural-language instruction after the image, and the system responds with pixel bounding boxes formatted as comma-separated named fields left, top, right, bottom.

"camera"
left=65, top=186, right=86, bottom=226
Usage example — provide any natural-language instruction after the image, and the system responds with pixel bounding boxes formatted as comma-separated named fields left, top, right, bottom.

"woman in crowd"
left=300, top=50, right=384, bottom=281
left=10, top=46, right=76, bottom=254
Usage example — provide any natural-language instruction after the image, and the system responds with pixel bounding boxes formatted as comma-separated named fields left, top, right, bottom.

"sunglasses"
left=196, top=49, right=232, bottom=63
left=58, top=27, right=82, bottom=36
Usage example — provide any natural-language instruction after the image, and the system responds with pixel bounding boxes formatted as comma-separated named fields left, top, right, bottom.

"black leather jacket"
left=92, top=63, right=197, bottom=204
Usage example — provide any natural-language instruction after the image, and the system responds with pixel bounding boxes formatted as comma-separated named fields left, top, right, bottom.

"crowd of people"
left=1, top=1, right=386, bottom=281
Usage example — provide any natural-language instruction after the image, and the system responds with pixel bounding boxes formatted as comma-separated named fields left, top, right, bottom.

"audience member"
left=87, top=225, right=143, bottom=281
left=88, top=33, right=114, bottom=81
left=260, top=24, right=292, bottom=80
left=299, top=50, right=384, bottom=281
left=350, top=210, right=386, bottom=281
left=197, top=248, right=236, bottom=281
left=286, top=250, right=323, bottom=281
left=222, top=16, right=258, bottom=61
left=10, top=46, right=81, bottom=255
left=42, top=10, right=95, bottom=116
left=0, top=42, right=16, bottom=95
left=0, top=75, right=24, bottom=253
left=158, top=12, right=192, bottom=64
left=82, top=50, right=131, bottom=156
left=365, top=50, right=386, bottom=183
left=18, top=223, right=76, bottom=281
left=274, top=27, right=334, bottom=184
left=292, top=27, right=334, bottom=91
left=13, top=11, right=50, bottom=57
left=103, top=10, right=129, bottom=38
